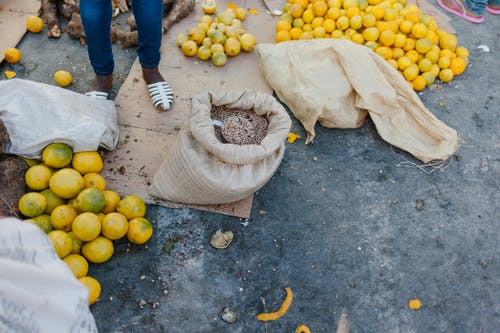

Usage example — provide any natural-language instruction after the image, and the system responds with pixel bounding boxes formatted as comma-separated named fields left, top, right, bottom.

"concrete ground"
left=1, top=7, right=499, bottom=333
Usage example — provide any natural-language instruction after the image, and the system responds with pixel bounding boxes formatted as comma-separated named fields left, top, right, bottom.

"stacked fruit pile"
left=176, top=6, right=257, bottom=66
left=276, top=0, right=469, bottom=90
left=17, top=143, right=153, bottom=305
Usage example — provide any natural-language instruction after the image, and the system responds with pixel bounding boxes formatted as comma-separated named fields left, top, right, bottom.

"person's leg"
left=132, top=0, right=173, bottom=110
left=80, top=0, right=114, bottom=93
left=464, top=0, right=488, bottom=15
left=487, top=0, right=500, bottom=12
left=437, top=0, right=486, bottom=22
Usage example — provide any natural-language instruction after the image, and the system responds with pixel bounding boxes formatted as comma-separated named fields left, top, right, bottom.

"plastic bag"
left=256, top=39, right=459, bottom=163
left=0, top=79, right=118, bottom=157
left=0, top=217, right=98, bottom=333
left=152, top=90, right=291, bottom=205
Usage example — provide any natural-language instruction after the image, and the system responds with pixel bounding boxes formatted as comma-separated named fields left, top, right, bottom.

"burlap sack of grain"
left=152, top=90, right=291, bottom=205
left=255, top=39, right=459, bottom=163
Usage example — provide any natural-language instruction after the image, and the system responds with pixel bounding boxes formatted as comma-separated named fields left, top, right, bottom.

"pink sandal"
left=437, top=0, right=485, bottom=23
left=486, top=5, right=500, bottom=14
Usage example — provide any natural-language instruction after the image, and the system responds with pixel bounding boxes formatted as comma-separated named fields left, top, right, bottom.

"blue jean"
left=80, top=0, right=163, bottom=75
left=465, top=0, right=500, bottom=15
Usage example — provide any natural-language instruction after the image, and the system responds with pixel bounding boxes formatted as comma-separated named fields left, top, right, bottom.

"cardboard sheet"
left=0, top=0, right=41, bottom=63
left=103, top=0, right=278, bottom=218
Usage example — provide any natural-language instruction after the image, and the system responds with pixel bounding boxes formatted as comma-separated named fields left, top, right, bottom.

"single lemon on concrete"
left=49, top=168, right=84, bottom=199
left=68, top=231, right=84, bottom=254
left=51, top=204, right=78, bottom=231
left=63, top=254, right=89, bottom=278
left=4, top=48, right=21, bottom=64
left=78, top=276, right=101, bottom=305
left=239, top=33, right=256, bottom=52
left=116, top=195, right=146, bottom=219
left=72, top=212, right=101, bottom=242
left=42, top=142, right=73, bottom=168
left=26, top=214, right=53, bottom=233
left=82, top=236, right=114, bottom=264
left=25, top=164, right=53, bottom=191
left=72, top=151, right=103, bottom=175
left=181, top=40, right=198, bottom=57
left=18, top=192, right=47, bottom=217
left=101, top=212, right=129, bottom=240
left=101, top=190, right=121, bottom=214
left=127, top=217, right=153, bottom=244
left=26, top=15, right=44, bottom=33
left=47, top=230, right=73, bottom=258
left=76, top=188, right=106, bottom=213
left=83, top=172, right=106, bottom=190
left=54, top=70, right=73, bottom=87
left=4, top=70, right=16, bottom=79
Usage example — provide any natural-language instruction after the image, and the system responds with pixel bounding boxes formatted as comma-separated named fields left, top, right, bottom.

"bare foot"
left=94, top=73, right=113, bottom=93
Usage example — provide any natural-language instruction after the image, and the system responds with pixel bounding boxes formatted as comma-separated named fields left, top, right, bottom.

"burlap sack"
left=256, top=39, right=459, bottom=163
left=152, top=90, right=291, bottom=205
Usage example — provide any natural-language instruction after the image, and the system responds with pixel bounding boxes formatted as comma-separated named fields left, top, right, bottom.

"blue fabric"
left=80, top=0, right=163, bottom=75
left=465, top=0, right=500, bottom=15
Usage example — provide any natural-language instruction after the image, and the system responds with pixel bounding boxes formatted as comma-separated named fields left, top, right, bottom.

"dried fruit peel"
left=287, top=132, right=301, bottom=143
left=408, top=298, right=422, bottom=310
left=256, top=287, right=293, bottom=322
left=4, top=71, right=16, bottom=79
left=296, top=325, right=311, bottom=333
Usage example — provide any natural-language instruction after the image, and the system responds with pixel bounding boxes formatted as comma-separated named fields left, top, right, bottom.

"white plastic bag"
left=0, top=217, right=98, bottom=333
left=0, top=79, right=118, bottom=157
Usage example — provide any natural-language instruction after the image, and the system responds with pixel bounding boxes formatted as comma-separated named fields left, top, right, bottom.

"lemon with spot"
left=239, top=33, right=256, bottom=52
left=72, top=212, right=101, bottom=242
left=40, top=189, right=66, bottom=214
left=25, top=164, right=52, bottom=191
left=82, top=236, right=114, bottom=264
left=4, top=48, right=21, bottom=64
left=72, top=151, right=103, bottom=175
left=26, top=214, right=53, bottom=233
left=42, top=142, right=73, bottom=168
left=102, top=212, right=129, bottom=240
left=127, top=217, right=153, bottom=244
left=49, top=168, right=84, bottom=199
left=63, top=254, right=89, bottom=278
left=51, top=204, right=78, bottom=231
left=224, top=37, right=241, bottom=56
left=82, top=172, right=106, bottom=190
left=68, top=231, right=84, bottom=254
left=54, top=71, right=73, bottom=87
left=181, top=40, right=197, bottom=57
left=79, top=276, right=101, bottom=305
left=47, top=230, right=73, bottom=258
left=18, top=192, right=47, bottom=217
left=26, top=15, right=44, bottom=33
left=116, top=195, right=146, bottom=219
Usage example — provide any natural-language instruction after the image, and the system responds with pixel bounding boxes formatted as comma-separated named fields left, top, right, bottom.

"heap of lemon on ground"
left=176, top=4, right=256, bottom=66
left=18, top=142, right=154, bottom=305
left=276, top=0, right=469, bottom=90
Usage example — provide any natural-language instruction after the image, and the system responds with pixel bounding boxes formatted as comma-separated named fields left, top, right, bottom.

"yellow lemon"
left=51, top=204, right=78, bottom=231
left=200, top=15, right=213, bottom=26
left=312, top=1, right=329, bottom=17
left=18, top=192, right=47, bottom=217
left=54, top=71, right=73, bottom=87
left=210, top=43, right=224, bottom=54
left=412, top=75, right=426, bottom=91
left=415, top=38, right=432, bottom=54
left=417, top=58, right=432, bottom=72
left=351, top=33, right=364, bottom=44
left=421, top=71, right=436, bottom=86
left=76, top=188, right=105, bottom=213
left=235, top=7, right=248, bottom=20
left=72, top=212, right=101, bottom=241
left=379, top=29, right=395, bottom=46
left=101, top=212, right=129, bottom=240
left=276, top=30, right=292, bottom=43
left=411, top=23, right=427, bottom=39
left=47, top=230, right=72, bottom=258
left=362, top=27, right=379, bottom=41
left=40, top=189, right=66, bottom=214
left=403, top=63, right=419, bottom=81
left=211, top=51, right=227, bottom=66
left=187, top=27, right=206, bottom=45
left=326, top=7, right=341, bottom=20
left=82, top=236, right=114, bottom=264
left=116, top=195, right=146, bottom=219
left=82, top=172, right=106, bottom=190
left=63, top=254, right=89, bottom=278
left=362, top=13, right=376, bottom=27
left=49, top=168, right=84, bottom=199
left=439, top=33, right=457, bottom=51
left=290, top=27, right=303, bottom=40
left=276, top=20, right=292, bottom=32
left=72, top=151, right=103, bottom=175
left=349, top=15, right=362, bottom=30
left=127, top=217, right=153, bottom=244
left=78, top=276, right=101, bottom=305
left=26, top=214, right=53, bottom=233
left=239, top=33, right=257, bottom=52
left=449, top=57, right=467, bottom=76
left=313, top=26, right=327, bottom=38
left=455, top=46, right=469, bottom=58
left=4, top=48, right=21, bottom=64
left=181, top=40, right=198, bottom=57
left=197, top=45, right=212, bottom=61
left=26, top=16, right=44, bottom=33
left=25, top=164, right=52, bottom=191
left=224, top=37, right=241, bottom=56
left=289, top=3, right=305, bottom=18
left=375, top=46, right=393, bottom=60
left=176, top=32, right=188, bottom=47
left=392, top=47, right=405, bottom=60
left=101, top=190, right=121, bottom=214
left=439, top=68, right=454, bottom=83
left=438, top=56, right=451, bottom=69
left=42, top=142, right=73, bottom=169
left=68, top=231, right=84, bottom=254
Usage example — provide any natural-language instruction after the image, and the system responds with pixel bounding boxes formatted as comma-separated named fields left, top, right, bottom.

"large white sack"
left=0, top=217, right=98, bottom=333
left=0, top=79, right=118, bottom=157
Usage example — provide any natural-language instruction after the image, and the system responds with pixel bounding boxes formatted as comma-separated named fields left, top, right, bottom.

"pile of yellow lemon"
left=277, top=0, right=469, bottom=90
left=176, top=6, right=257, bottom=67
left=18, top=142, right=153, bottom=305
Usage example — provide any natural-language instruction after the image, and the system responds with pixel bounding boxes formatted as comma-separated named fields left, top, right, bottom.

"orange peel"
left=256, top=287, right=293, bottom=322
left=296, top=324, right=311, bottom=333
